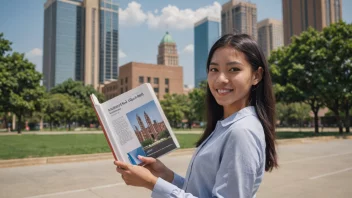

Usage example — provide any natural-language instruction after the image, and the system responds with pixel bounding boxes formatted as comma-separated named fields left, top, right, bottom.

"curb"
left=1, top=136, right=351, bottom=168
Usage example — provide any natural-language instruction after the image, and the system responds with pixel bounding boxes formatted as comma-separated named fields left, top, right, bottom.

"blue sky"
left=0, top=0, right=351, bottom=87
left=126, top=100, right=163, bottom=131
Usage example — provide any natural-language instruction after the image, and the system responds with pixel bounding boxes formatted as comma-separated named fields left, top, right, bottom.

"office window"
left=121, top=79, right=123, bottom=85
left=154, top=87, right=159, bottom=93
left=120, top=88, right=123, bottom=94
left=147, top=77, right=151, bottom=83
left=139, top=76, right=144, bottom=83
left=125, top=77, right=128, bottom=83
left=154, top=77, right=159, bottom=84
left=165, top=88, right=169, bottom=93
left=165, top=78, right=169, bottom=85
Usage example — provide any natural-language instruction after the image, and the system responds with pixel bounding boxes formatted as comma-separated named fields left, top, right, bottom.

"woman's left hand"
left=114, top=160, right=158, bottom=190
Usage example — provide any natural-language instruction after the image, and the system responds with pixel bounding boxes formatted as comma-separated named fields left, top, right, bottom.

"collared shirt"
left=151, top=106, right=266, bottom=198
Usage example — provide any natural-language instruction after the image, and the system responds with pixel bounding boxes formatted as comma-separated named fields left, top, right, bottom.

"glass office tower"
left=194, top=17, right=220, bottom=88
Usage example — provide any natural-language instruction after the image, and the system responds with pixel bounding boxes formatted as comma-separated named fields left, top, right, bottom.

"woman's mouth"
left=216, top=89, right=233, bottom=95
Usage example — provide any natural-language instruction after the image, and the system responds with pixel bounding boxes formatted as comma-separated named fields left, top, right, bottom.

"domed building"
left=157, top=32, right=179, bottom=66
left=101, top=31, right=184, bottom=100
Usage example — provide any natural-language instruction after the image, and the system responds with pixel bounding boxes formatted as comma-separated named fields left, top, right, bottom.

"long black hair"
left=196, top=34, right=278, bottom=172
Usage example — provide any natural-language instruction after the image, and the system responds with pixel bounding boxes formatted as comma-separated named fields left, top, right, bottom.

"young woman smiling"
left=114, top=34, right=278, bottom=198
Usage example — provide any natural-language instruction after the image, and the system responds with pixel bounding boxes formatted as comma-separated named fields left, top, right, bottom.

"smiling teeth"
left=217, top=89, right=231, bottom=94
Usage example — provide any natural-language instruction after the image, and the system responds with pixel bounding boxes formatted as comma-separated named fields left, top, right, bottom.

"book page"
left=100, top=83, right=179, bottom=165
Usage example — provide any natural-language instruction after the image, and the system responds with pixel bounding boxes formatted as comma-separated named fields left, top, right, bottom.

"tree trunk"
left=40, top=116, right=43, bottom=131
left=333, top=110, right=343, bottom=134
left=313, top=110, right=319, bottom=134
left=50, top=122, right=52, bottom=131
left=345, top=102, right=350, bottom=133
left=17, top=114, right=22, bottom=134
left=4, top=114, right=9, bottom=132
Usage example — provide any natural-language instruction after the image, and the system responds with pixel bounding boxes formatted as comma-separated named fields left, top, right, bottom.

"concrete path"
left=1, top=139, right=352, bottom=198
left=0, top=127, right=343, bottom=136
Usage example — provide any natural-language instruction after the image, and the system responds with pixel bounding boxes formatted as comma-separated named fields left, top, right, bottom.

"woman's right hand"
left=138, top=155, right=174, bottom=183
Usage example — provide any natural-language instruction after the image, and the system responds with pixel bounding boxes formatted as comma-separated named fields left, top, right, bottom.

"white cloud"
left=25, top=48, right=42, bottom=58
left=147, top=2, right=221, bottom=30
left=119, top=49, right=127, bottom=58
left=183, top=44, right=194, bottom=54
left=119, top=1, right=147, bottom=26
left=118, top=1, right=221, bottom=29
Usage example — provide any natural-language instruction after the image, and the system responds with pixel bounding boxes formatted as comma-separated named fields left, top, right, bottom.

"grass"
left=0, top=132, right=350, bottom=160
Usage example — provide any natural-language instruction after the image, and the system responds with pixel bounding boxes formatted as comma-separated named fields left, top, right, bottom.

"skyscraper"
left=43, top=0, right=119, bottom=90
left=221, top=0, right=257, bottom=40
left=282, top=0, right=342, bottom=45
left=157, top=32, right=179, bottom=66
left=194, top=17, right=220, bottom=88
left=257, top=19, right=283, bottom=58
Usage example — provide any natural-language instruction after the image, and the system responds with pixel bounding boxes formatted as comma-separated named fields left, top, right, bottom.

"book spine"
left=90, top=96, right=119, bottom=161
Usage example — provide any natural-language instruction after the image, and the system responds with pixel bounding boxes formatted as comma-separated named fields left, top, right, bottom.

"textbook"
left=90, top=83, right=180, bottom=165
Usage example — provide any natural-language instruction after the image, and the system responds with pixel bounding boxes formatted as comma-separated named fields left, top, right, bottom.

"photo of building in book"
left=134, top=111, right=168, bottom=143
left=126, top=100, right=175, bottom=157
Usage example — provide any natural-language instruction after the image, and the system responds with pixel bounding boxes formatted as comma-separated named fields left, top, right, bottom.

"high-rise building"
left=221, top=0, right=257, bottom=40
left=157, top=32, right=179, bottom=66
left=43, top=0, right=119, bottom=90
left=257, top=18, right=283, bottom=58
left=194, top=17, right=220, bottom=88
left=282, top=0, right=342, bottom=45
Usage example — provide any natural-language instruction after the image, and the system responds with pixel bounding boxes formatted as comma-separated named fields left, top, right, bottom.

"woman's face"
left=207, top=46, right=262, bottom=114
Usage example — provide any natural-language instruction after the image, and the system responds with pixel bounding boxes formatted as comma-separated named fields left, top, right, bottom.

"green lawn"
left=0, top=132, right=350, bottom=160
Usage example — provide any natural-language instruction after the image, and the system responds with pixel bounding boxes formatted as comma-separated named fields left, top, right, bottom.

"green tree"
left=187, top=82, right=206, bottom=125
left=276, top=102, right=311, bottom=129
left=45, top=93, right=75, bottom=131
left=0, top=33, right=13, bottom=130
left=321, top=21, right=352, bottom=133
left=160, top=94, right=188, bottom=128
left=269, top=28, right=327, bottom=134
left=50, top=78, right=104, bottom=127
left=0, top=33, right=45, bottom=133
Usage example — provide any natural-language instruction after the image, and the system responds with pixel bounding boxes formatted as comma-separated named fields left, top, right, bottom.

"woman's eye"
left=209, top=68, right=218, bottom=72
left=229, top=68, right=239, bottom=72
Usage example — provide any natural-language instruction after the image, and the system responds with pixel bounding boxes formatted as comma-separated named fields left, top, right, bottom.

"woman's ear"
left=252, top=67, right=264, bottom=85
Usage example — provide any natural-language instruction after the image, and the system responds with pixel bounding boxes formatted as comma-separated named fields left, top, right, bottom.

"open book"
left=90, top=83, right=180, bottom=165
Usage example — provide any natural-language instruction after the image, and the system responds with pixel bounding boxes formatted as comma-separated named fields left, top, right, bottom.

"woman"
left=114, top=34, right=278, bottom=198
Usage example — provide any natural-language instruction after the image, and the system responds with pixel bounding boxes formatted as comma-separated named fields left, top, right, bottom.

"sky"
left=0, top=0, right=351, bottom=87
left=126, top=100, right=163, bottom=131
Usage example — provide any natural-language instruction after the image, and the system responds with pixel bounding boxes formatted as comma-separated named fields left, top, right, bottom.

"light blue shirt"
left=151, top=106, right=266, bottom=198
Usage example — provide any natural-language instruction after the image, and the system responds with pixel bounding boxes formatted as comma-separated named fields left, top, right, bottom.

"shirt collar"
left=219, top=106, right=257, bottom=127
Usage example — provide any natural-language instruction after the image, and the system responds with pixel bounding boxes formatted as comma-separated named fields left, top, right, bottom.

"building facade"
left=102, top=62, right=183, bottom=100
left=257, top=18, right=283, bottom=58
left=43, top=0, right=119, bottom=90
left=221, top=0, right=257, bottom=40
left=134, top=112, right=167, bottom=143
left=194, top=17, right=220, bottom=88
left=282, top=0, right=342, bottom=45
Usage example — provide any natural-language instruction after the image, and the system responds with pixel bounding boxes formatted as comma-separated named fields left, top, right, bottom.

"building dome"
left=160, top=31, right=175, bottom=44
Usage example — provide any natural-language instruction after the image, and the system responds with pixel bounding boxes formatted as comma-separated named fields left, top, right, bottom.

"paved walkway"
left=0, top=127, right=343, bottom=136
left=1, top=139, right=352, bottom=198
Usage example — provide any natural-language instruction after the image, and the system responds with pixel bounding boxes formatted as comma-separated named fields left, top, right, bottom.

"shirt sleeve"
left=171, top=172, right=185, bottom=189
left=211, top=127, right=264, bottom=198
left=152, top=127, right=264, bottom=198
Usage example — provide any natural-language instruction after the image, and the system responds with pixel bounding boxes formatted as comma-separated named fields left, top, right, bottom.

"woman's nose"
left=216, top=72, right=229, bottom=84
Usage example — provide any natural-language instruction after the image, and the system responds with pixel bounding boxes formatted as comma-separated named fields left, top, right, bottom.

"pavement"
left=0, top=127, right=343, bottom=135
left=0, top=139, right=352, bottom=198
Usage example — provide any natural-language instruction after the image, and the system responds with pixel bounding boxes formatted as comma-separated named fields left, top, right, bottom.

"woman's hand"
left=138, top=155, right=174, bottom=183
left=114, top=160, right=157, bottom=190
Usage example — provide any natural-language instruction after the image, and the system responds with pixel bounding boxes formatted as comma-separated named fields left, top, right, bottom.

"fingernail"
left=137, top=155, right=143, bottom=159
